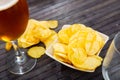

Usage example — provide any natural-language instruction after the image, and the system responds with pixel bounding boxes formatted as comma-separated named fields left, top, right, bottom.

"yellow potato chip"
left=95, top=32, right=105, bottom=47
left=54, top=52, right=67, bottom=60
left=53, top=43, right=68, bottom=54
left=38, top=21, right=50, bottom=29
left=29, top=20, right=52, bottom=41
left=48, top=20, right=58, bottom=29
left=53, top=52, right=71, bottom=64
left=74, top=55, right=102, bottom=70
left=38, top=20, right=58, bottom=29
left=86, top=31, right=96, bottom=42
left=85, top=31, right=104, bottom=55
left=43, top=30, right=58, bottom=48
left=18, top=40, right=35, bottom=48
left=58, top=27, right=71, bottom=44
left=88, top=40, right=100, bottom=55
left=28, top=46, right=45, bottom=58
left=85, top=31, right=96, bottom=55
left=35, top=28, right=52, bottom=41
left=69, top=31, right=87, bottom=48
left=18, top=19, right=40, bottom=48
left=58, top=24, right=88, bottom=44
left=69, top=24, right=86, bottom=34
left=30, top=19, right=48, bottom=29
left=53, top=42, right=71, bottom=64
left=54, top=53, right=66, bottom=62
left=5, top=42, right=12, bottom=51
left=68, top=39, right=84, bottom=51
left=68, top=48, right=87, bottom=65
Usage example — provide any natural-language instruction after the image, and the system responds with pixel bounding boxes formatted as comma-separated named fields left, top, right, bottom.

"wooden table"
left=0, top=0, right=120, bottom=80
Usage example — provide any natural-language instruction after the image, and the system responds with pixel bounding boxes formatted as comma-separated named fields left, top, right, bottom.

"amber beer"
left=0, top=0, right=29, bottom=42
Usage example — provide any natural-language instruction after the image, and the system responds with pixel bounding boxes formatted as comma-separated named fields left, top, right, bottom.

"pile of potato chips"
left=18, top=19, right=58, bottom=58
left=6, top=19, right=58, bottom=58
left=5, top=19, right=105, bottom=71
left=18, top=19, right=58, bottom=48
left=53, top=24, right=104, bottom=71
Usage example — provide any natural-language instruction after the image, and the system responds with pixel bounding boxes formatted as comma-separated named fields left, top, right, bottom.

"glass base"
left=7, top=50, right=37, bottom=75
left=102, top=66, right=110, bottom=80
left=102, top=65, right=120, bottom=80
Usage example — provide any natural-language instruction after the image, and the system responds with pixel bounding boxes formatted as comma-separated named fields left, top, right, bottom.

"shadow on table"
left=56, top=62, right=104, bottom=80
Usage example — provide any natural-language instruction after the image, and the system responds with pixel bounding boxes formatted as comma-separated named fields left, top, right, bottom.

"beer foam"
left=0, top=0, right=18, bottom=11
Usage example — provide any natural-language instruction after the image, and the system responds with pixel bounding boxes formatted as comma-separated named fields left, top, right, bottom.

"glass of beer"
left=0, top=0, right=37, bottom=75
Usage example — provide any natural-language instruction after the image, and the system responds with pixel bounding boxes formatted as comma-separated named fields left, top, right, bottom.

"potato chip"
left=37, top=21, right=49, bottom=29
left=48, top=20, right=58, bottom=29
left=58, top=27, right=71, bottom=44
left=85, top=31, right=104, bottom=55
left=34, top=27, right=52, bottom=42
left=85, top=31, right=96, bottom=55
left=18, top=19, right=40, bottom=48
left=31, top=20, right=58, bottom=29
left=53, top=42, right=71, bottom=64
left=86, top=31, right=96, bottom=42
left=53, top=53, right=70, bottom=63
left=43, top=30, right=58, bottom=48
left=68, top=48, right=87, bottom=65
left=5, top=42, right=12, bottom=51
left=30, top=19, right=48, bottom=29
left=88, top=40, right=100, bottom=55
left=54, top=52, right=67, bottom=60
left=74, top=55, right=102, bottom=70
left=69, top=31, right=87, bottom=48
left=95, top=32, right=105, bottom=47
left=54, top=53, right=66, bottom=62
left=37, top=20, right=58, bottom=29
left=58, top=24, right=87, bottom=44
left=28, top=46, right=45, bottom=58
left=18, top=40, right=34, bottom=48
left=29, top=19, right=52, bottom=41
left=53, top=43, right=68, bottom=54
left=69, top=24, right=86, bottom=34
left=53, top=52, right=71, bottom=64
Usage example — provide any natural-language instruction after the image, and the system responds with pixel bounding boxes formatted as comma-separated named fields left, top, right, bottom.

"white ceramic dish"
left=45, top=25, right=109, bottom=72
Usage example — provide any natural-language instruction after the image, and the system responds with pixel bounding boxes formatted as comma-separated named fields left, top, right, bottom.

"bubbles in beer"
left=0, top=0, right=18, bottom=11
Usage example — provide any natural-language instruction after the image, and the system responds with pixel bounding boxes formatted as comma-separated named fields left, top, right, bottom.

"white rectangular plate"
left=45, top=25, right=109, bottom=72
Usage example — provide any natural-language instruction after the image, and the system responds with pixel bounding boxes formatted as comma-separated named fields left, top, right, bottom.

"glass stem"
left=11, top=41, right=21, bottom=56
left=11, top=40, right=25, bottom=63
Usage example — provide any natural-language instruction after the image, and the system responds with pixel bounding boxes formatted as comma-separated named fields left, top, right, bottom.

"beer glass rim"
left=113, top=32, right=120, bottom=54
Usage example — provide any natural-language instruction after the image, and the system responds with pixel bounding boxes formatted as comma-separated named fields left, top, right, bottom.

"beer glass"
left=0, top=0, right=36, bottom=75
left=102, top=32, right=120, bottom=80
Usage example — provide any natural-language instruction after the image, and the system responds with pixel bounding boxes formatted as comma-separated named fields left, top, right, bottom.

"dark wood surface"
left=0, top=0, right=120, bottom=80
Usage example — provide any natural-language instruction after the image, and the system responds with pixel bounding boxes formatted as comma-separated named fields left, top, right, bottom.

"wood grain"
left=0, top=0, right=120, bottom=80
